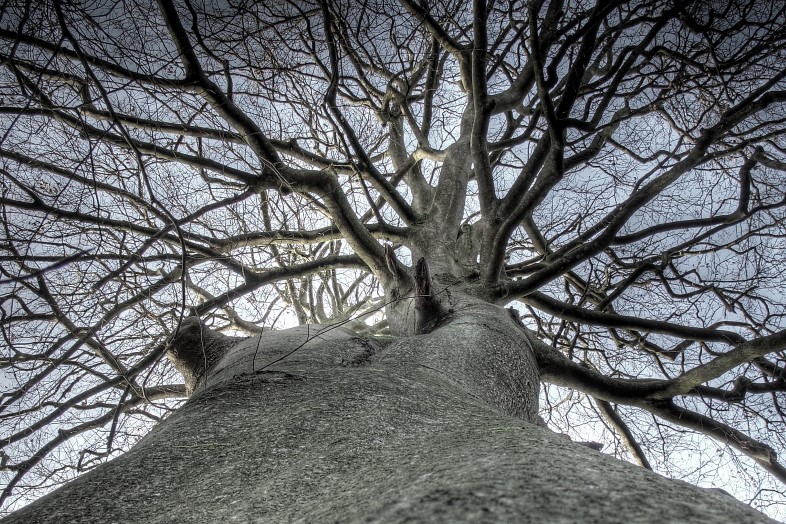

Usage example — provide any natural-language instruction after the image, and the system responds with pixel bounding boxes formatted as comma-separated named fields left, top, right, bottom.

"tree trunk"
left=5, top=306, right=775, bottom=523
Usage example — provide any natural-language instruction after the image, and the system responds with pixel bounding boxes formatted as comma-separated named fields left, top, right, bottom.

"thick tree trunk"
left=5, top=306, right=775, bottom=523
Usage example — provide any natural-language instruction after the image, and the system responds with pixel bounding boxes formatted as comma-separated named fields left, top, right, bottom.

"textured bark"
left=4, top=306, right=775, bottom=523
left=167, top=316, right=245, bottom=395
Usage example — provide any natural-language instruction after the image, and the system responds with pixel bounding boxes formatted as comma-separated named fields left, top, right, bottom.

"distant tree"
left=1, top=0, right=786, bottom=519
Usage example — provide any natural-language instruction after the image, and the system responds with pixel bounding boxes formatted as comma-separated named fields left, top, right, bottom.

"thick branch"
left=523, top=291, right=745, bottom=345
left=647, top=400, right=786, bottom=484
left=655, top=330, right=786, bottom=399
left=594, top=398, right=652, bottom=470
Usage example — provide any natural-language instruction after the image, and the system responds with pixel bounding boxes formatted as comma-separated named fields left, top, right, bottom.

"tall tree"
left=1, top=0, right=786, bottom=520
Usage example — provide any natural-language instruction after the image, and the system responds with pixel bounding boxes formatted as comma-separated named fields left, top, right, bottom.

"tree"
left=1, top=0, right=786, bottom=520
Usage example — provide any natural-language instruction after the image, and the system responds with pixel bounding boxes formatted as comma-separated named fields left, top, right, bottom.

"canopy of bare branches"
left=1, top=0, right=786, bottom=517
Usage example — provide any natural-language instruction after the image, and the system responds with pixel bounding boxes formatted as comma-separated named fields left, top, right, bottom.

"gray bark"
left=4, top=305, right=776, bottom=523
